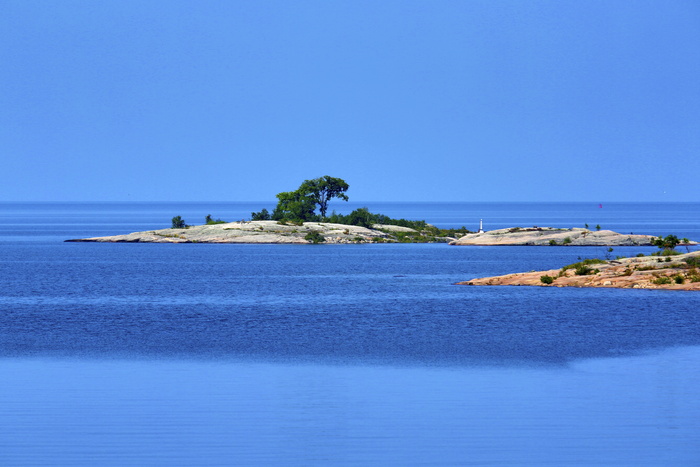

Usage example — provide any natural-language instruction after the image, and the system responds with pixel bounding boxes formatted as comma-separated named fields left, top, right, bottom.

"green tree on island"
left=272, top=189, right=317, bottom=221
left=652, top=234, right=680, bottom=250
left=251, top=208, right=271, bottom=221
left=271, top=176, right=349, bottom=221
left=299, top=176, right=349, bottom=218
left=171, top=216, right=187, bottom=229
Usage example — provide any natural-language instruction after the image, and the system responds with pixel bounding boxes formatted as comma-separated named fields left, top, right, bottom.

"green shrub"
left=575, top=265, right=593, bottom=275
left=652, top=248, right=682, bottom=256
left=171, top=216, right=187, bottom=229
left=684, top=257, right=700, bottom=267
left=325, top=207, right=429, bottom=231
left=636, top=253, right=646, bottom=257
left=562, top=237, right=572, bottom=245
left=652, top=234, right=680, bottom=250
left=441, top=226, right=472, bottom=238
left=562, top=258, right=605, bottom=272
left=304, top=231, right=325, bottom=244
left=205, top=214, right=226, bottom=225
left=673, top=275, right=685, bottom=284
left=549, top=239, right=557, bottom=246
left=540, top=275, right=555, bottom=284
left=276, top=217, right=304, bottom=226
left=251, top=208, right=271, bottom=221
left=652, top=276, right=672, bottom=285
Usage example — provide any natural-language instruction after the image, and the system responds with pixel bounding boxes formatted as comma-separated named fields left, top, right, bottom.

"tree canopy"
left=272, top=189, right=317, bottom=221
left=171, top=216, right=186, bottom=229
left=298, top=176, right=349, bottom=218
left=652, top=234, right=680, bottom=250
left=251, top=208, right=271, bottom=221
left=271, top=176, right=349, bottom=221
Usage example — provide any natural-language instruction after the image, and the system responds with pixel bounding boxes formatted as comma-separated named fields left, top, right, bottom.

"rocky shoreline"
left=67, top=223, right=691, bottom=247
left=450, top=227, right=671, bottom=246
left=459, top=251, right=700, bottom=291
left=65, top=220, right=437, bottom=244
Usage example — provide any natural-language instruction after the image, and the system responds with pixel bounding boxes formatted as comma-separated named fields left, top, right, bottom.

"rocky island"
left=68, top=176, right=695, bottom=248
left=66, top=220, right=446, bottom=244
left=459, top=251, right=700, bottom=291
left=450, top=226, right=668, bottom=246
left=67, top=176, right=470, bottom=244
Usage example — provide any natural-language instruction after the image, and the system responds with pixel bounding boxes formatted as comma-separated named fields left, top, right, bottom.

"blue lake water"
left=1, top=202, right=699, bottom=465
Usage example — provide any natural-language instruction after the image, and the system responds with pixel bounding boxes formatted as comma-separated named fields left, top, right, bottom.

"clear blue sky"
left=1, top=0, right=699, bottom=202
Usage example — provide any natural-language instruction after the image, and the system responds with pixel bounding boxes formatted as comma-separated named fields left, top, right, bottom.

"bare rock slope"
left=451, top=227, right=672, bottom=246
left=66, top=221, right=414, bottom=244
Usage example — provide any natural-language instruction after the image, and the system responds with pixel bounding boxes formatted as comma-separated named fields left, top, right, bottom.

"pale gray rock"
left=448, top=227, right=695, bottom=246
left=67, top=221, right=398, bottom=244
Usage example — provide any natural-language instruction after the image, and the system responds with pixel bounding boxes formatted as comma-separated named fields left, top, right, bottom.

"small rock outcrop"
left=458, top=251, right=700, bottom=291
left=449, top=227, right=688, bottom=247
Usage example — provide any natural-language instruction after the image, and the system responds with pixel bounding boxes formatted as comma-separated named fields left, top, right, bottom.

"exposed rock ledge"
left=65, top=221, right=430, bottom=244
left=458, top=251, right=700, bottom=291
left=449, top=227, right=695, bottom=246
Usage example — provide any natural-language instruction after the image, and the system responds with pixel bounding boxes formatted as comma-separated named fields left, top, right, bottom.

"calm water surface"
left=1, top=202, right=699, bottom=465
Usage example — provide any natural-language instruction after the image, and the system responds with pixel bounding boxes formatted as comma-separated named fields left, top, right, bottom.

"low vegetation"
left=304, top=231, right=325, bottom=244
left=205, top=214, right=227, bottom=225
left=571, top=245, right=700, bottom=285
left=651, top=275, right=672, bottom=285
left=540, top=275, right=555, bottom=284
left=652, top=249, right=682, bottom=257
left=561, top=258, right=606, bottom=272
